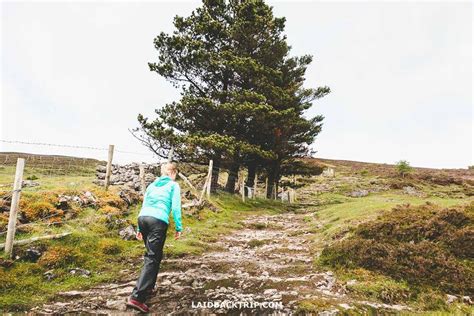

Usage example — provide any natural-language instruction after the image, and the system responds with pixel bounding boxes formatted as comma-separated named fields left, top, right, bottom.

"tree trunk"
left=266, top=161, right=281, bottom=199
left=245, top=164, right=256, bottom=197
left=266, top=170, right=276, bottom=199
left=210, top=157, right=220, bottom=193
left=225, top=162, right=240, bottom=193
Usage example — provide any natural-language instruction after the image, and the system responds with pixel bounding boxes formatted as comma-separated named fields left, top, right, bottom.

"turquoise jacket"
left=137, top=176, right=183, bottom=232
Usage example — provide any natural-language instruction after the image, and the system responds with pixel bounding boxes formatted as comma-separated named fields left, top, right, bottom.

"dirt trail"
left=30, top=206, right=406, bottom=315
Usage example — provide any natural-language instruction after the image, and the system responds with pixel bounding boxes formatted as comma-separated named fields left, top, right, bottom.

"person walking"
left=126, top=162, right=183, bottom=313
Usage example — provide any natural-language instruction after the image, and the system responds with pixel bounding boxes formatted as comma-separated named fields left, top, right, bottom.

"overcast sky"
left=1, top=1, right=472, bottom=168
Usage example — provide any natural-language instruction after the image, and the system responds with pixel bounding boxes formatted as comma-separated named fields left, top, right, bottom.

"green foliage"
left=416, top=290, right=449, bottom=311
left=133, top=0, right=329, bottom=195
left=0, top=192, right=288, bottom=312
left=360, top=169, right=369, bottom=176
left=319, top=202, right=474, bottom=295
left=396, top=160, right=413, bottom=178
left=295, top=298, right=332, bottom=314
left=98, top=239, right=123, bottom=255
left=26, top=175, right=39, bottom=180
left=37, top=245, right=82, bottom=268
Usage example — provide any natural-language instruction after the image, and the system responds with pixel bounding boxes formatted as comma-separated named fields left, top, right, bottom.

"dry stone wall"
left=94, top=163, right=160, bottom=191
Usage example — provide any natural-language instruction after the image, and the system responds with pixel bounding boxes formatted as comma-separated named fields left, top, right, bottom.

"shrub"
left=98, top=205, right=121, bottom=215
left=93, top=189, right=128, bottom=212
left=320, top=202, right=474, bottom=296
left=26, top=175, right=38, bottom=180
left=98, top=239, right=123, bottom=255
left=396, top=160, right=413, bottom=178
left=37, top=245, right=80, bottom=268
left=347, top=277, right=411, bottom=304
left=20, top=201, right=63, bottom=222
left=360, top=169, right=369, bottom=176
left=416, top=290, right=448, bottom=311
left=0, top=213, right=9, bottom=231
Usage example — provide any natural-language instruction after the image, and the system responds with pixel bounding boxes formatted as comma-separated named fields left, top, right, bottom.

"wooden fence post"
left=4, top=158, right=25, bottom=257
left=104, top=144, right=114, bottom=190
left=167, top=146, right=174, bottom=162
left=198, top=177, right=208, bottom=204
left=265, top=178, right=268, bottom=199
left=253, top=176, right=258, bottom=199
left=241, top=172, right=245, bottom=202
left=206, top=160, right=213, bottom=198
left=139, top=164, right=146, bottom=195
left=178, top=172, right=198, bottom=196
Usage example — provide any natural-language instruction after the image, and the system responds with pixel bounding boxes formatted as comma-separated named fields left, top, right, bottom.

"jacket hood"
left=153, top=176, right=172, bottom=187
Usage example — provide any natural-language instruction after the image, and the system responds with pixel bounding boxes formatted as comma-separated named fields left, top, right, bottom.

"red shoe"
left=126, top=297, right=150, bottom=313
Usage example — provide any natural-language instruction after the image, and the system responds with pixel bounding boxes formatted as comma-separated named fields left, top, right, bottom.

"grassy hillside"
left=1, top=152, right=473, bottom=313
left=292, top=158, right=473, bottom=313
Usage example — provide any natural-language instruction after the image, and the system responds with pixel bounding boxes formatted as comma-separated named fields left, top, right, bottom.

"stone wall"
left=94, top=163, right=160, bottom=191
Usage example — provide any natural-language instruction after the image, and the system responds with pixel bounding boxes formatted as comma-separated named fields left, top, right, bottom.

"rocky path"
left=30, top=207, right=406, bottom=315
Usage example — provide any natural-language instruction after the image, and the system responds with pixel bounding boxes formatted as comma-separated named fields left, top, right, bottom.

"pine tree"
left=132, top=0, right=329, bottom=195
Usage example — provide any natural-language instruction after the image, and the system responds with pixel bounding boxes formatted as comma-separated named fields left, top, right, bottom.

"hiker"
left=127, top=162, right=183, bottom=313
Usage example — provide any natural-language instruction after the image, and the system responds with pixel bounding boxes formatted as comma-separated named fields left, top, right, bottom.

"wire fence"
left=0, top=139, right=297, bottom=255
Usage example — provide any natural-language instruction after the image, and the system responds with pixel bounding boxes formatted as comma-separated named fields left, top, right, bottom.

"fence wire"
left=0, top=141, right=298, bottom=252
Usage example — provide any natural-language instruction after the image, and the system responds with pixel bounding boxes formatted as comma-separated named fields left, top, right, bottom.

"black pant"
left=130, top=216, right=168, bottom=303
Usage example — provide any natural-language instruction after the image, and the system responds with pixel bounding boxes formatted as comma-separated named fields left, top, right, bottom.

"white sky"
left=1, top=0, right=472, bottom=168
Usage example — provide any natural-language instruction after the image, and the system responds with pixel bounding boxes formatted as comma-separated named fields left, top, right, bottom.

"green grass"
left=0, top=165, right=96, bottom=192
left=2, top=157, right=472, bottom=313
left=309, top=191, right=473, bottom=313
left=0, top=191, right=288, bottom=312
left=308, top=191, right=472, bottom=241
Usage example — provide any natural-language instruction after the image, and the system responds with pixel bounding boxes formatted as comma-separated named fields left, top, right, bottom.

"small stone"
left=69, top=267, right=91, bottom=277
left=264, top=289, right=277, bottom=295
left=349, top=190, right=369, bottom=198
left=339, top=303, right=352, bottom=310
left=119, top=225, right=136, bottom=240
left=106, top=299, right=126, bottom=311
left=44, top=270, right=56, bottom=280
left=462, top=296, right=472, bottom=304
left=446, top=294, right=457, bottom=304
left=271, top=293, right=282, bottom=300
left=346, top=279, right=357, bottom=286
left=58, top=290, right=86, bottom=297
left=22, top=180, right=40, bottom=187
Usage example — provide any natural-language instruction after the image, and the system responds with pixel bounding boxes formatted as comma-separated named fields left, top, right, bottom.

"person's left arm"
left=171, top=182, right=183, bottom=238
